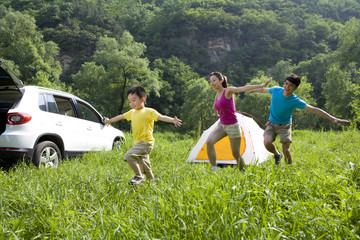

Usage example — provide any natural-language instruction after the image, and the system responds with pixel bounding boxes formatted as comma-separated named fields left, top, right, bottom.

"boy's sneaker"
left=129, top=175, right=145, bottom=185
left=274, top=152, right=283, bottom=166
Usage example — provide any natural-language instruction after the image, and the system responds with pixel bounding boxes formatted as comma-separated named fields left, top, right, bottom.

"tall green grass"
left=0, top=130, right=359, bottom=239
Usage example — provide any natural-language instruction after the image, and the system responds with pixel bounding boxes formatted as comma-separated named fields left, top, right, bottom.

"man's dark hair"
left=286, top=74, right=301, bottom=87
left=127, top=86, right=147, bottom=99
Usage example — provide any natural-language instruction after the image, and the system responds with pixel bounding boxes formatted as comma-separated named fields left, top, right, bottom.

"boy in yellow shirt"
left=105, top=86, right=182, bottom=185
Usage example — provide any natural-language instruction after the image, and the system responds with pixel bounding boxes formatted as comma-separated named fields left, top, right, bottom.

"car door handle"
left=56, top=121, right=62, bottom=126
left=87, top=127, right=92, bottom=131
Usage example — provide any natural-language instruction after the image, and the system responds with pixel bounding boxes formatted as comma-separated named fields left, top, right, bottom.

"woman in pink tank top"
left=207, top=72, right=272, bottom=171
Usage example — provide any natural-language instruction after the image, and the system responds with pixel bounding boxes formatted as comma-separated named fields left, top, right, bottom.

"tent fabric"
left=187, top=112, right=272, bottom=165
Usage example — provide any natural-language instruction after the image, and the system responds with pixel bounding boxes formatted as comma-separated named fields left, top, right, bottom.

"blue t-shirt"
left=269, top=87, right=307, bottom=124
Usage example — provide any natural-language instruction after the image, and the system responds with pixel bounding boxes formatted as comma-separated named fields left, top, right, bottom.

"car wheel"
left=33, top=141, right=61, bottom=168
left=112, top=138, right=124, bottom=150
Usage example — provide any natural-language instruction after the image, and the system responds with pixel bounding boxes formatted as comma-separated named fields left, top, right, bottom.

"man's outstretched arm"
left=246, top=87, right=270, bottom=94
left=304, top=105, right=350, bottom=125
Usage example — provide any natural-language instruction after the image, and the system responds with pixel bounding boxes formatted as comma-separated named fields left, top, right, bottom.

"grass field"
left=0, top=130, right=359, bottom=239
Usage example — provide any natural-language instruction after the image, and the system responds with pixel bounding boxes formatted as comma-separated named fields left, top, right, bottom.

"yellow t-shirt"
left=123, top=108, right=160, bottom=145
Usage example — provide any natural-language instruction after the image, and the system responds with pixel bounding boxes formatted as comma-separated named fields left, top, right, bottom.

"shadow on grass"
left=0, top=158, right=28, bottom=171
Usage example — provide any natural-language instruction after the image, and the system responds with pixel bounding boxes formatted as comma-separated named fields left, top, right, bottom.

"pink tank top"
left=214, top=89, right=237, bottom=125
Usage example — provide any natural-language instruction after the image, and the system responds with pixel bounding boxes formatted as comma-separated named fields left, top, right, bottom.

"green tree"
left=350, top=78, right=360, bottom=127
left=296, top=15, right=332, bottom=60
left=72, top=62, right=109, bottom=113
left=294, top=53, right=333, bottom=108
left=224, top=9, right=295, bottom=85
left=271, top=60, right=295, bottom=84
left=148, top=56, right=199, bottom=118
left=290, top=76, right=318, bottom=130
left=181, top=77, right=214, bottom=135
left=337, top=17, right=360, bottom=68
left=73, top=31, right=160, bottom=121
left=0, top=7, right=63, bottom=89
left=105, top=0, right=155, bottom=39
left=322, top=63, right=358, bottom=125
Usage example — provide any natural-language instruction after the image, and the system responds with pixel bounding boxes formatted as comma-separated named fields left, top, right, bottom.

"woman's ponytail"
left=222, top=75, right=228, bottom=88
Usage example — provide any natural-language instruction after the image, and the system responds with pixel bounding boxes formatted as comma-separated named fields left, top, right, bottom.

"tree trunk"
left=199, top=112, right=204, bottom=136
left=118, top=73, right=127, bottom=115
left=116, top=70, right=128, bottom=129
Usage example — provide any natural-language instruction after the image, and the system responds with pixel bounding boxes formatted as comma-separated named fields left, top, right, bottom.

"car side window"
left=77, top=101, right=101, bottom=123
left=38, top=94, right=75, bottom=117
left=38, top=94, right=47, bottom=111
left=46, top=94, right=59, bottom=114
left=53, top=96, right=75, bottom=117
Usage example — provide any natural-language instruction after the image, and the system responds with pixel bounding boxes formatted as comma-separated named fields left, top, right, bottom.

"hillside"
left=1, top=0, right=360, bottom=132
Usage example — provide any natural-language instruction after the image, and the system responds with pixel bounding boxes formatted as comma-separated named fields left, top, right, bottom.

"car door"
left=42, top=94, right=88, bottom=151
left=76, top=100, right=112, bottom=151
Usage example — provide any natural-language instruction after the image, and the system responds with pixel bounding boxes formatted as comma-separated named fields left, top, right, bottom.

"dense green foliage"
left=0, top=130, right=359, bottom=238
left=1, top=0, right=360, bottom=132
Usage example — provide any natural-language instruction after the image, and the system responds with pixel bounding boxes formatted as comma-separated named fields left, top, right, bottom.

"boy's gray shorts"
left=124, top=141, right=153, bottom=173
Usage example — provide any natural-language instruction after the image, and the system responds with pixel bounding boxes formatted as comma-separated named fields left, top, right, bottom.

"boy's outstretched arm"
left=158, top=115, right=182, bottom=127
left=304, top=105, right=350, bottom=125
left=104, top=115, right=126, bottom=126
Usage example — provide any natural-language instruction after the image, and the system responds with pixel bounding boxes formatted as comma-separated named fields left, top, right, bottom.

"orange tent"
left=187, top=113, right=272, bottom=165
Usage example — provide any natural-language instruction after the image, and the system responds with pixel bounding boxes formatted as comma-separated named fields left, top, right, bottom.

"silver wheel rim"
left=113, top=141, right=121, bottom=149
left=39, top=146, right=59, bottom=168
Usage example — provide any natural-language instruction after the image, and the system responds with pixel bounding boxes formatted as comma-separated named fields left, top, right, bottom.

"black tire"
left=112, top=137, right=124, bottom=150
left=33, top=141, right=61, bottom=168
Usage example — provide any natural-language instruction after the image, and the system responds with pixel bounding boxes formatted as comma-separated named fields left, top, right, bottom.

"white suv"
left=0, top=61, right=125, bottom=167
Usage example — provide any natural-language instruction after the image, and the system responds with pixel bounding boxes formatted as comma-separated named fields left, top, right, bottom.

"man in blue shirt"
left=249, top=74, right=349, bottom=165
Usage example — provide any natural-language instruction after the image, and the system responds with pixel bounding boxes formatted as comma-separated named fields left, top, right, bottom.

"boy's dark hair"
left=210, top=71, right=228, bottom=88
left=286, top=74, right=301, bottom=87
left=127, top=86, right=147, bottom=99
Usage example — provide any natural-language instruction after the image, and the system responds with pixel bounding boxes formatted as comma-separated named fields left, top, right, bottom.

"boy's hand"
left=104, top=117, right=111, bottom=126
left=174, top=116, right=182, bottom=127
